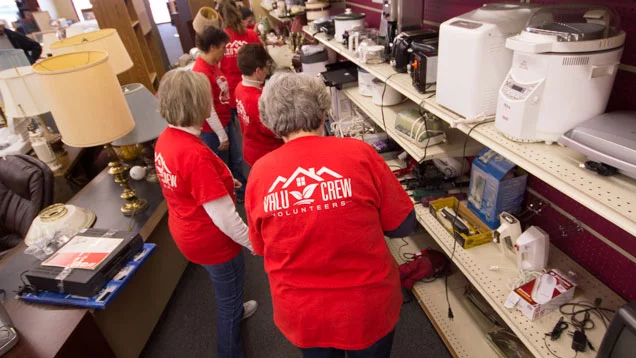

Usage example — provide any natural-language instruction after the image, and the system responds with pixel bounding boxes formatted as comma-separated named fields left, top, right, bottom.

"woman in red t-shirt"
left=154, top=69, right=257, bottom=358
left=245, top=73, right=416, bottom=358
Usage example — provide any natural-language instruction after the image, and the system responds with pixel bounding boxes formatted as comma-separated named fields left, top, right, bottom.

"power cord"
left=17, top=270, right=37, bottom=296
left=445, top=119, right=495, bottom=320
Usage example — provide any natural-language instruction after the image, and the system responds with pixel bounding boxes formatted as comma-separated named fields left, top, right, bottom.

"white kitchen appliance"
left=436, top=3, right=537, bottom=119
left=305, top=1, right=331, bottom=22
left=372, top=78, right=404, bottom=106
left=496, top=5, right=625, bottom=144
left=494, top=212, right=522, bottom=259
left=334, top=9, right=365, bottom=43
left=515, top=226, right=549, bottom=271
left=357, top=68, right=375, bottom=97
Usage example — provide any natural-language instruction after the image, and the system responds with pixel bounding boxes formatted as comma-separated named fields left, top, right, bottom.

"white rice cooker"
left=334, top=9, right=365, bottom=43
left=305, top=1, right=331, bottom=22
left=372, top=79, right=404, bottom=106
left=436, top=3, right=537, bottom=119
left=495, top=4, right=626, bottom=144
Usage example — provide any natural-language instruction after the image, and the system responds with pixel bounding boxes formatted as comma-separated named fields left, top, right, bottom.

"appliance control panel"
left=501, top=76, right=539, bottom=101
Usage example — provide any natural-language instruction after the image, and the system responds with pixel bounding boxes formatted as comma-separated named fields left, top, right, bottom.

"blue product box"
left=467, top=148, right=527, bottom=229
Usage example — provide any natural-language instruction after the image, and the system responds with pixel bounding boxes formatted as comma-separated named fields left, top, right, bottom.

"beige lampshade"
left=193, top=7, right=221, bottom=35
left=49, top=29, right=133, bottom=75
left=33, top=51, right=135, bottom=147
left=0, top=66, right=49, bottom=118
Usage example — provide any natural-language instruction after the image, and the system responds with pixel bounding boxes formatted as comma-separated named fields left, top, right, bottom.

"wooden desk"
left=0, top=168, right=188, bottom=357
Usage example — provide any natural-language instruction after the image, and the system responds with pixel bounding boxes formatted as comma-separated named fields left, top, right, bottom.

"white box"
left=512, top=269, right=576, bottom=321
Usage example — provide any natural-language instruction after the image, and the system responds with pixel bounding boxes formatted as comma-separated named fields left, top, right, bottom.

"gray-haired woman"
left=154, top=69, right=257, bottom=358
left=244, top=72, right=416, bottom=358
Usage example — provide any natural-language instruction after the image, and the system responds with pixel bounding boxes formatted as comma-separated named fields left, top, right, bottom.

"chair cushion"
left=0, top=155, right=54, bottom=243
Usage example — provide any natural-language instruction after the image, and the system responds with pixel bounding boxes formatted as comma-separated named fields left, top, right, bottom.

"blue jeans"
left=200, top=112, right=247, bottom=198
left=202, top=251, right=246, bottom=358
left=300, top=330, right=395, bottom=358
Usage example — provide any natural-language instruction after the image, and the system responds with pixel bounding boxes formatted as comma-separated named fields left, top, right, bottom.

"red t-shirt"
left=245, top=136, right=414, bottom=349
left=192, top=57, right=232, bottom=130
left=221, top=28, right=260, bottom=108
left=234, top=82, right=284, bottom=166
left=155, top=127, right=241, bottom=264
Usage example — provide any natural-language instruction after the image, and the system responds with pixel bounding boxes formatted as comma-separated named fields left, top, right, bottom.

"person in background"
left=235, top=43, right=282, bottom=167
left=240, top=7, right=255, bottom=29
left=0, top=20, right=41, bottom=63
left=245, top=72, right=416, bottom=358
left=192, top=27, right=232, bottom=156
left=217, top=0, right=260, bottom=198
left=155, top=69, right=257, bottom=358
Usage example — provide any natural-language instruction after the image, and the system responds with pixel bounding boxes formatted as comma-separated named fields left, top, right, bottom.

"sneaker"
left=242, top=300, right=258, bottom=320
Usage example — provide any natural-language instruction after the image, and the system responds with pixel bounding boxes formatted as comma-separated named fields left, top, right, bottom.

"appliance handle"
left=505, top=36, right=553, bottom=53
left=589, top=63, right=619, bottom=79
left=559, top=134, right=636, bottom=174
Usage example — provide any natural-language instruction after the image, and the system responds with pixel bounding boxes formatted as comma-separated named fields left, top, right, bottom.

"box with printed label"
left=467, top=148, right=528, bottom=229
left=512, top=270, right=576, bottom=321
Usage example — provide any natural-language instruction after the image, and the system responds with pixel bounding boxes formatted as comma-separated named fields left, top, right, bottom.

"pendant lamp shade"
left=0, top=66, right=49, bottom=118
left=111, top=83, right=167, bottom=146
left=33, top=51, right=135, bottom=147
left=0, top=49, right=30, bottom=70
left=49, top=29, right=133, bottom=75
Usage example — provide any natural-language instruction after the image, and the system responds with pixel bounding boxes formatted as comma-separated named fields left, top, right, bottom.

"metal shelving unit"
left=303, top=26, right=636, bottom=238
left=342, top=87, right=483, bottom=162
left=414, top=205, right=626, bottom=358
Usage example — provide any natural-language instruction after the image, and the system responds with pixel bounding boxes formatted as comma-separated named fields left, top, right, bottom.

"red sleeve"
left=248, top=29, right=261, bottom=43
left=245, top=179, right=265, bottom=255
left=188, top=153, right=231, bottom=206
left=368, top=147, right=414, bottom=231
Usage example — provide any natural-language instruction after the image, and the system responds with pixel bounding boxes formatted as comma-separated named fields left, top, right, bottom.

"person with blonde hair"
left=154, top=69, right=257, bottom=358
left=245, top=72, right=416, bottom=358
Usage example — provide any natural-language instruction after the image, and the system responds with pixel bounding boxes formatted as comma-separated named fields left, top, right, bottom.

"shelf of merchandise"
left=303, top=26, right=636, bottom=238
left=385, top=233, right=499, bottom=358
left=413, top=204, right=626, bottom=358
left=342, top=86, right=483, bottom=162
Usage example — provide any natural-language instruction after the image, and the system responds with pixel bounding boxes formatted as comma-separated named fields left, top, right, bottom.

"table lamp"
left=0, top=66, right=61, bottom=149
left=49, top=29, right=133, bottom=75
left=33, top=51, right=148, bottom=216
left=0, top=49, right=29, bottom=129
left=111, top=83, right=167, bottom=183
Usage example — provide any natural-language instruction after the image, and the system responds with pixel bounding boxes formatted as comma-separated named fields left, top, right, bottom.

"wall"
left=38, top=0, right=80, bottom=22
left=343, top=0, right=636, bottom=300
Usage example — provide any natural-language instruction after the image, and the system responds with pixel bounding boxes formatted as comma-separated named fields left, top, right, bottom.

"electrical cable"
left=543, top=335, right=578, bottom=358
left=444, top=119, right=495, bottom=319
left=559, top=302, right=615, bottom=331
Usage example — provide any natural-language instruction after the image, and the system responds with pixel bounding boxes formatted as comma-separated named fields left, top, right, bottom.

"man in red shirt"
left=235, top=43, right=283, bottom=166
left=245, top=72, right=416, bottom=358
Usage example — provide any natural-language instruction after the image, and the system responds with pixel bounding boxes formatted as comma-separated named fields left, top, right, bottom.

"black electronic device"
left=320, top=61, right=358, bottom=89
left=25, top=229, right=143, bottom=297
left=598, top=301, right=636, bottom=358
left=411, top=41, right=438, bottom=93
left=390, top=29, right=438, bottom=73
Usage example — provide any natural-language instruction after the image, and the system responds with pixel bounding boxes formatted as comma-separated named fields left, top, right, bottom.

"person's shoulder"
left=247, top=29, right=259, bottom=41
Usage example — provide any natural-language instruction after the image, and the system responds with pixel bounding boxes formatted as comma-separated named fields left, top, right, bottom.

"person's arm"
left=245, top=175, right=265, bottom=256
left=206, top=105, right=229, bottom=146
left=369, top=147, right=416, bottom=238
left=203, top=196, right=253, bottom=251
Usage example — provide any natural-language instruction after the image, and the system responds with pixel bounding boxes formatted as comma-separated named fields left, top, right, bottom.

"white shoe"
left=242, top=300, right=257, bottom=320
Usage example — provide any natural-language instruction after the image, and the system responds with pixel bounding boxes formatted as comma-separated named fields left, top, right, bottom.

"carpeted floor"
left=140, top=204, right=451, bottom=358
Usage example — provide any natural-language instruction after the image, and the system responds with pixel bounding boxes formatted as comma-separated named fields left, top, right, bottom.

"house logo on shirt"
left=263, top=167, right=353, bottom=216
left=155, top=153, right=177, bottom=189
left=236, top=99, right=249, bottom=124
left=226, top=40, right=248, bottom=56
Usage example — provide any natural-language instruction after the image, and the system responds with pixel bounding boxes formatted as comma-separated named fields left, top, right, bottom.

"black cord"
left=543, top=335, right=579, bottom=358
left=17, top=270, right=37, bottom=296
left=417, top=99, right=431, bottom=162
left=444, top=119, right=495, bottom=320
left=397, top=238, right=410, bottom=261
left=559, top=302, right=615, bottom=331
left=380, top=73, right=401, bottom=131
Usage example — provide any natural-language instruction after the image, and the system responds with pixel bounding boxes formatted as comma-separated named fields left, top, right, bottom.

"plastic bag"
left=24, top=231, right=71, bottom=261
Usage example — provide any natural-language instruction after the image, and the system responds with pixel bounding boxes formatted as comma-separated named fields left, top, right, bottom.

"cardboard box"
left=429, top=197, right=493, bottom=249
left=467, top=148, right=528, bottom=229
left=512, top=270, right=576, bottom=321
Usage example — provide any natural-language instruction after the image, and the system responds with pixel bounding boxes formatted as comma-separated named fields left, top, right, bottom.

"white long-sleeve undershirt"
left=206, top=106, right=228, bottom=144
left=203, top=195, right=252, bottom=252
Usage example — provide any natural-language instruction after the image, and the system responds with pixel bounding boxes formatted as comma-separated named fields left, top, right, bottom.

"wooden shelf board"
left=131, top=20, right=139, bottom=28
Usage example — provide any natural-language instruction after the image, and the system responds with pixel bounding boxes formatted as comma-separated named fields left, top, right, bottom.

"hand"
left=218, top=140, right=229, bottom=151
left=233, top=179, right=242, bottom=189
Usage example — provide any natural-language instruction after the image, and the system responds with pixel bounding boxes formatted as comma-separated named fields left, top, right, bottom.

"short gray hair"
left=258, top=72, right=330, bottom=137
left=158, top=69, right=211, bottom=127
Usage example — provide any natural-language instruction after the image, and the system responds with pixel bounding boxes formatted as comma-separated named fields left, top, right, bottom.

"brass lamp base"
left=105, top=144, right=149, bottom=216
